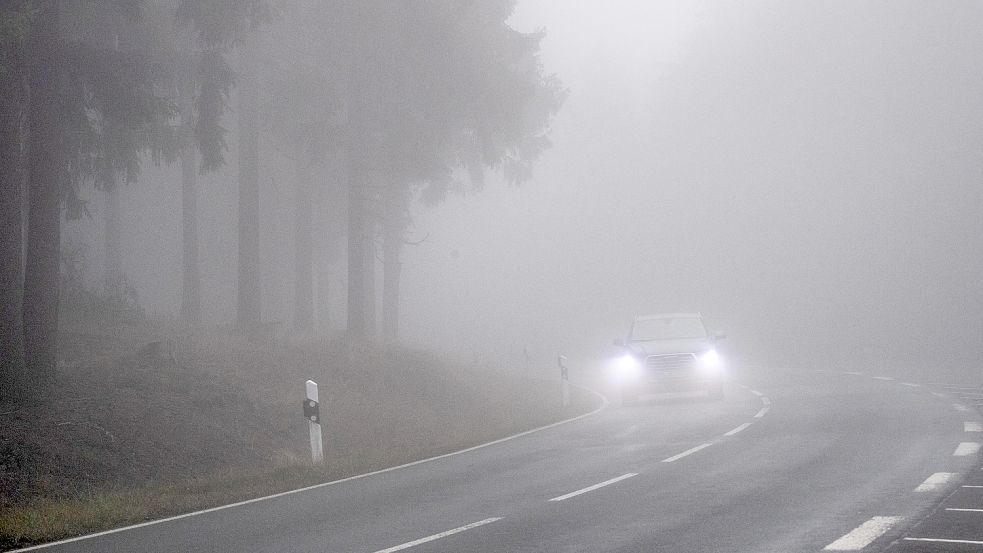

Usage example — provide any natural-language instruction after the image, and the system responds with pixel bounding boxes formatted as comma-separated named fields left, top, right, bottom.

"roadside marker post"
left=304, top=380, right=324, bottom=465
left=558, top=355, right=570, bottom=407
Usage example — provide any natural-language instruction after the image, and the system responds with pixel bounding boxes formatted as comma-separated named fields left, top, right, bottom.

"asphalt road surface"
left=22, top=366, right=982, bottom=553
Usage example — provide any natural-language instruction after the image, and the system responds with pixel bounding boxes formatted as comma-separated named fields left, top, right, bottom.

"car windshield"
left=630, top=317, right=707, bottom=341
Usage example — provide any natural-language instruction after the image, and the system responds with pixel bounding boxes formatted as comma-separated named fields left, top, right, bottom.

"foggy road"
left=7, top=2, right=983, bottom=552
left=21, top=365, right=981, bottom=553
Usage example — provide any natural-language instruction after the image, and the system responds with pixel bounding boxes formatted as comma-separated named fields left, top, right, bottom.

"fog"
left=12, top=5, right=983, bottom=548
left=401, top=1, right=983, bottom=375
left=33, top=0, right=983, bottom=379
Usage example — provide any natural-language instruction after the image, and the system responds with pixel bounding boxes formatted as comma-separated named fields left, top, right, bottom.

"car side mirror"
left=712, top=331, right=727, bottom=341
left=612, top=338, right=625, bottom=348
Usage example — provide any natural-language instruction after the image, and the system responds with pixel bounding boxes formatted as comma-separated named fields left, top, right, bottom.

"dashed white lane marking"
left=914, top=472, right=957, bottom=492
left=945, top=508, right=983, bottom=512
left=823, top=516, right=903, bottom=551
left=903, top=537, right=983, bottom=545
left=953, top=442, right=982, bottom=456
left=843, top=371, right=865, bottom=376
left=954, top=403, right=973, bottom=413
left=548, top=473, right=638, bottom=502
left=946, top=389, right=983, bottom=398
left=901, top=382, right=919, bottom=387
left=962, top=485, right=983, bottom=488
left=749, top=389, right=763, bottom=397
left=873, top=376, right=895, bottom=381
left=950, top=391, right=983, bottom=398
left=662, top=443, right=712, bottom=463
left=373, top=518, right=502, bottom=553
left=932, top=392, right=949, bottom=399
left=760, top=396, right=771, bottom=406
left=965, top=422, right=983, bottom=432
left=724, top=423, right=752, bottom=436
left=14, top=385, right=609, bottom=552
left=754, top=407, right=769, bottom=418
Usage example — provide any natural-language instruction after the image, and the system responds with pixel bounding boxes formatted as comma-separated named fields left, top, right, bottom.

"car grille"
left=645, top=353, right=698, bottom=371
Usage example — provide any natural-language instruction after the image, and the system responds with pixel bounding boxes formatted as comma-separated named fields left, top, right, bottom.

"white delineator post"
left=558, top=355, right=570, bottom=407
left=305, top=379, right=324, bottom=464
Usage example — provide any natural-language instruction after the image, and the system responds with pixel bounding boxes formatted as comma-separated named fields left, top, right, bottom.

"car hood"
left=628, top=338, right=712, bottom=356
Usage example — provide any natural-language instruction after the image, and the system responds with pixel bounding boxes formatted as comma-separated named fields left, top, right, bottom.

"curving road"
left=21, top=366, right=982, bottom=552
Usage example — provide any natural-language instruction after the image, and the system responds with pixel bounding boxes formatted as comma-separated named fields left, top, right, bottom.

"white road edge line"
left=901, top=382, right=919, bottom=387
left=724, top=423, right=752, bottom=436
left=945, top=508, right=983, bottom=513
left=904, top=537, right=983, bottom=545
left=873, top=376, right=895, bottom=381
left=914, top=472, right=957, bottom=492
left=548, top=473, right=638, bottom=502
left=954, top=442, right=982, bottom=456
left=14, top=386, right=609, bottom=552
left=823, top=516, right=903, bottom=551
left=373, top=517, right=502, bottom=553
left=662, top=443, right=712, bottom=463
left=932, top=392, right=949, bottom=399
left=748, top=389, right=763, bottom=397
left=962, top=485, right=983, bottom=488
left=754, top=407, right=769, bottom=418
left=843, top=371, right=864, bottom=376
left=965, top=422, right=983, bottom=432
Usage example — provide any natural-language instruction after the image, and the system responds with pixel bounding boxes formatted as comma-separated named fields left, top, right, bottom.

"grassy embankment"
left=0, top=325, right=599, bottom=550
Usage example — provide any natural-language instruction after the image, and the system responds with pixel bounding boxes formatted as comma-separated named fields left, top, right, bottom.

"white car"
left=612, top=313, right=726, bottom=404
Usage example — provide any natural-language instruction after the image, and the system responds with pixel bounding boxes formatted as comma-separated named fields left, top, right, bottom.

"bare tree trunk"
left=236, top=29, right=261, bottom=334
left=22, top=0, right=62, bottom=393
left=345, top=61, right=367, bottom=337
left=0, top=50, right=27, bottom=400
left=381, top=184, right=407, bottom=342
left=346, top=165, right=366, bottom=337
left=362, top=215, right=377, bottom=337
left=179, top=65, right=200, bottom=325
left=381, top=219, right=400, bottom=342
left=315, top=262, right=329, bottom=335
left=293, top=159, right=313, bottom=332
left=103, top=180, right=121, bottom=298
left=180, top=140, right=200, bottom=324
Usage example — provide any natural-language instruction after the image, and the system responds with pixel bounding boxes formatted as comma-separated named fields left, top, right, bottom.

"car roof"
left=634, top=312, right=702, bottom=321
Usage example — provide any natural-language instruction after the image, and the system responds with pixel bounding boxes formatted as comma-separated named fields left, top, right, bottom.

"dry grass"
left=0, top=324, right=598, bottom=550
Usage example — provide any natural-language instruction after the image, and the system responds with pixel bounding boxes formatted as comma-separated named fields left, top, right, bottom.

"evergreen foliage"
left=1, top=0, right=563, bottom=391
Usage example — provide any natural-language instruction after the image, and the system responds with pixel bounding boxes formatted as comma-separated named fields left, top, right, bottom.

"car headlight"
left=698, top=349, right=722, bottom=372
left=613, top=354, right=642, bottom=381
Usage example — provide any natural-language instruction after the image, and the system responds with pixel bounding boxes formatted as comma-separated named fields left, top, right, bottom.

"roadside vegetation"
left=0, top=3, right=571, bottom=549
left=0, top=322, right=598, bottom=550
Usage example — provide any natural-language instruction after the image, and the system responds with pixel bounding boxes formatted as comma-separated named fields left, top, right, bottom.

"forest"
left=0, top=0, right=565, bottom=401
